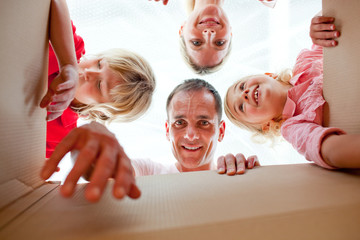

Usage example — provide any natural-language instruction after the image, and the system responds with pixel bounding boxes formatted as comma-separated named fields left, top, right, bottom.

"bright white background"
left=52, top=0, right=322, bottom=181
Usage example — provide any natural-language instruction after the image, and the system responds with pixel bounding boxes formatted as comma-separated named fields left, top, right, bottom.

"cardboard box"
left=0, top=0, right=49, bottom=210
left=1, top=165, right=360, bottom=240
left=1, top=0, right=360, bottom=239
left=323, top=0, right=360, bottom=133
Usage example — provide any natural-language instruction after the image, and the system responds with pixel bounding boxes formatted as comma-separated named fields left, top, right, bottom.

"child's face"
left=181, top=4, right=231, bottom=68
left=75, top=58, right=122, bottom=105
left=226, top=75, right=288, bottom=126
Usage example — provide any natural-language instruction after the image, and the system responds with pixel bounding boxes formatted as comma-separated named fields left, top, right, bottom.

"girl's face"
left=75, top=58, right=122, bottom=105
left=181, top=4, right=231, bottom=68
left=226, top=75, right=289, bottom=126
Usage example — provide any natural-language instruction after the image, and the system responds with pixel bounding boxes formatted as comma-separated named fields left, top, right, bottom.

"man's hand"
left=40, top=122, right=141, bottom=202
left=217, top=153, right=259, bottom=175
left=40, top=64, right=78, bottom=121
left=148, top=0, right=169, bottom=6
left=310, top=16, right=340, bottom=47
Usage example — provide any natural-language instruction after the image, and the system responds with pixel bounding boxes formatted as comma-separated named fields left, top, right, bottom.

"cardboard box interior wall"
left=1, top=0, right=360, bottom=239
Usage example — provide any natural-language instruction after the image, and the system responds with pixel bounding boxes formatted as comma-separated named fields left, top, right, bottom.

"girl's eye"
left=97, top=80, right=101, bottom=90
left=240, top=82, right=245, bottom=91
left=97, top=60, right=101, bottom=69
left=192, top=40, right=202, bottom=46
left=239, top=103, right=244, bottom=113
left=215, top=40, right=225, bottom=46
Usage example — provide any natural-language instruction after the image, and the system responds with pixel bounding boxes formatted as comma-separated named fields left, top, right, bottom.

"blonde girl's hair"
left=224, top=69, right=292, bottom=142
left=72, top=48, right=156, bottom=123
left=179, top=35, right=232, bottom=75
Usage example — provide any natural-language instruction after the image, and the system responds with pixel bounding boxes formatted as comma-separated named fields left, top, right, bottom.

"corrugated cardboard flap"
left=0, top=182, right=59, bottom=230
left=1, top=164, right=360, bottom=240
left=323, top=0, right=360, bottom=133
left=0, top=0, right=50, bottom=211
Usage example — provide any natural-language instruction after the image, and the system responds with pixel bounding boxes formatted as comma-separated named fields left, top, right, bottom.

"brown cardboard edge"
left=0, top=183, right=59, bottom=230
left=0, top=180, right=33, bottom=210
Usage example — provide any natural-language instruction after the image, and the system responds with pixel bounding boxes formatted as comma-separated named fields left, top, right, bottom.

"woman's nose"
left=202, top=29, right=215, bottom=39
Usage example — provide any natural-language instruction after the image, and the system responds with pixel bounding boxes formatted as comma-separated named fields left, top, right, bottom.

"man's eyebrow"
left=174, top=115, right=185, bottom=119
left=197, top=115, right=211, bottom=120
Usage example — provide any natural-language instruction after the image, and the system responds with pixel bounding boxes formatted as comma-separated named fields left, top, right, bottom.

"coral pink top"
left=281, top=45, right=345, bottom=169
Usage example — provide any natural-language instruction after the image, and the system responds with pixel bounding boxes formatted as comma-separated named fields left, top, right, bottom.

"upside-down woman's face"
left=181, top=4, right=232, bottom=68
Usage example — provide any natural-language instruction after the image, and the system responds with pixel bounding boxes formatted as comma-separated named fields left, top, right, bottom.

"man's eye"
left=215, top=40, right=225, bottom=46
left=200, top=120, right=209, bottom=126
left=175, top=120, right=184, bottom=125
left=192, top=40, right=202, bottom=46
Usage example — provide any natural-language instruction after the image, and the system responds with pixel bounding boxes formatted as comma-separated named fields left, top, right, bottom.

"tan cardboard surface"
left=0, top=0, right=50, bottom=205
left=0, top=180, right=33, bottom=210
left=1, top=164, right=360, bottom=240
left=0, top=183, right=58, bottom=229
left=323, top=0, right=360, bottom=133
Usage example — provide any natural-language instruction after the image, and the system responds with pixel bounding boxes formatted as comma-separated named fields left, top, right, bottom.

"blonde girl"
left=224, top=16, right=360, bottom=169
left=44, top=22, right=155, bottom=158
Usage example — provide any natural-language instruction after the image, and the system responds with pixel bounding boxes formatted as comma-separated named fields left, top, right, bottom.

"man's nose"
left=184, top=125, right=199, bottom=141
left=202, top=29, right=215, bottom=41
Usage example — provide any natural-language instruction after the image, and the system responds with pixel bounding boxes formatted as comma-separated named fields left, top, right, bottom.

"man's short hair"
left=166, top=79, right=222, bottom=121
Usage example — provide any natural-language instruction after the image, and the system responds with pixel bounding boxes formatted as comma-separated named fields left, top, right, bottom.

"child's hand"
left=40, top=122, right=141, bottom=203
left=148, top=0, right=169, bottom=6
left=40, top=64, right=78, bottom=121
left=217, top=153, right=259, bottom=175
left=310, top=16, right=340, bottom=47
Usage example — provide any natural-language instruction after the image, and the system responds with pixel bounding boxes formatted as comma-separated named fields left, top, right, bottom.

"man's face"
left=166, top=89, right=225, bottom=172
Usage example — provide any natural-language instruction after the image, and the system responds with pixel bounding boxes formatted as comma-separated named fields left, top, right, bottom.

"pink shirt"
left=281, top=45, right=345, bottom=169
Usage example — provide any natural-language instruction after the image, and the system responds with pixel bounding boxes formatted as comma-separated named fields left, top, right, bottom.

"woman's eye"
left=97, top=80, right=101, bottom=90
left=97, top=60, right=102, bottom=69
left=192, top=40, right=202, bottom=46
left=215, top=40, right=225, bottom=46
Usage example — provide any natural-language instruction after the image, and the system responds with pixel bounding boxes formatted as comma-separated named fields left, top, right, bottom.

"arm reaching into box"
left=217, top=153, right=259, bottom=175
left=40, top=0, right=78, bottom=121
left=321, top=134, right=360, bottom=168
left=40, top=122, right=141, bottom=203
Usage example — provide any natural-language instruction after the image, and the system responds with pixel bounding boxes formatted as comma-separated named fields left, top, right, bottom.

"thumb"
left=40, top=90, right=54, bottom=108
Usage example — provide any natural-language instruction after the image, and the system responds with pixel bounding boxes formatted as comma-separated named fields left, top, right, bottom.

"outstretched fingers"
left=113, top=147, right=141, bottom=200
